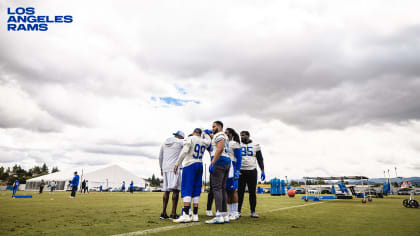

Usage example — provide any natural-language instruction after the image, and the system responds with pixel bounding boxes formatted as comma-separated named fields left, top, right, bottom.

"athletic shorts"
left=226, top=177, right=238, bottom=191
left=163, top=170, right=182, bottom=191
left=181, top=163, right=203, bottom=198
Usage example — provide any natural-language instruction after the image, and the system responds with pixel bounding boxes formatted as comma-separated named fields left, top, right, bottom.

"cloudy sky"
left=1, top=0, right=419, bottom=180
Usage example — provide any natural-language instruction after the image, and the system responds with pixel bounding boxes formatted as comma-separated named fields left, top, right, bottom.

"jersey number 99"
left=193, top=144, right=206, bottom=159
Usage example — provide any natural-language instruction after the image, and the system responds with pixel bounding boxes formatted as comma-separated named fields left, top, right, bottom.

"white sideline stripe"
left=262, top=202, right=325, bottom=213
left=112, top=202, right=325, bottom=236
left=113, top=223, right=200, bottom=236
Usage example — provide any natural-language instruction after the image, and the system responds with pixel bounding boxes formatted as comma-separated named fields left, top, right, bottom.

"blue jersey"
left=71, top=175, right=80, bottom=186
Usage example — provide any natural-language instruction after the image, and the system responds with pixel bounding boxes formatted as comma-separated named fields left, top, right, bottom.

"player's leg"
left=232, top=187, right=239, bottom=219
left=206, top=177, right=214, bottom=216
left=70, top=186, right=77, bottom=198
left=174, top=165, right=194, bottom=223
left=221, top=164, right=230, bottom=223
left=191, top=163, right=203, bottom=222
left=237, top=170, right=247, bottom=216
left=248, top=169, right=258, bottom=218
left=161, top=172, right=170, bottom=219
left=161, top=192, right=170, bottom=219
left=205, top=165, right=225, bottom=224
left=227, top=186, right=234, bottom=218
left=170, top=171, right=181, bottom=219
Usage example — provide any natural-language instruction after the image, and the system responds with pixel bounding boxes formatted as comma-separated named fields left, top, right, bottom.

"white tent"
left=83, top=165, right=146, bottom=190
left=26, top=164, right=145, bottom=191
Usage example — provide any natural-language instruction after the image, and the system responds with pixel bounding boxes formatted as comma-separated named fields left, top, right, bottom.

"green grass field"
left=1, top=191, right=419, bottom=235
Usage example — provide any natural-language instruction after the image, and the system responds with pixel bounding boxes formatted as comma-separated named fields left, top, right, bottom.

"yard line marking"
left=112, top=223, right=203, bottom=236
left=261, top=202, right=325, bottom=214
left=112, top=202, right=325, bottom=236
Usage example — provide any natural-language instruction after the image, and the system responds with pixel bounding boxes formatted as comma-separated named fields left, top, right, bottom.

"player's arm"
left=234, top=147, right=242, bottom=172
left=256, top=150, right=264, bottom=172
left=256, top=145, right=265, bottom=181
left=211, top=139, right=225, bottom=165
left=202, top=133, right=211, bottom=147
left=158, top=145, right=164, bottom=176
left=174, top=139, right=192, bottom=174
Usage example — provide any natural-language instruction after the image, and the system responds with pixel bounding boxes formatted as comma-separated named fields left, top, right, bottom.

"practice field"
left=1, top=191, right=419, bottom=235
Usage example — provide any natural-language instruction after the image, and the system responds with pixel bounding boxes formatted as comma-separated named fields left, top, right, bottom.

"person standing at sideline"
left=173, top=128, right=211, bottom=223
left=205, top=121, right=231, bottom=224
left=70, top=172, right=80, bottom=199
left=39, top=180, right=45, bottom=194
left=225, top=128, right=242, bottom=220
left=121, top=181, right=126, bottom=192
left=12, top=180, right=19, bottom=197
left=81, top=180, right=86, bottom=194
left=85, top=180, right=89, bottom=194
left=238, top=131, right=266, bottom=218
left=50, top=180, right=56, bottom=193
left=130, top=181, right=134, bottom=194
left=159, top=130, right=185, bottom=220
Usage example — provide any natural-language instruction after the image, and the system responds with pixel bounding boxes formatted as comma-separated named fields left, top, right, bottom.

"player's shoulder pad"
left=253, top=143, right=261, bottom=151
left=230, top=140, right=241, bottom=149
left=183, top=137, right=193, bottom=145
left=214, top=132, right=226, bottom=143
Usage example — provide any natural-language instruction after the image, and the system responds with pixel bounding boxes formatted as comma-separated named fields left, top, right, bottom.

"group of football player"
left=158, top=121, right=265, bottom=224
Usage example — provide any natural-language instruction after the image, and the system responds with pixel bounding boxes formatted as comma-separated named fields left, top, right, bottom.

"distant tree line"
left=147, top=174, right=163, bottom=187
left=0, top=163, right=59, bottom=185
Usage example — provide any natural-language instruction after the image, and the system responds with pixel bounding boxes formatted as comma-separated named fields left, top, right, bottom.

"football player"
left=225, top=128, right=242, bottom=220
left=205, top=121, right=231, bottom=224
left=173, top=128, right=211, bottom=223
left=238, top=131, right=265, bottom=218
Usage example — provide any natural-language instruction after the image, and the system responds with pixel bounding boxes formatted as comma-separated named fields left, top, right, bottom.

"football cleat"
left=250, top=212, right=259, bottom=218
left=173, top=214, right=191, bottom=223
left=169, top=214, right=179, bottom=220
left=206, top=210, right=213, bottom=216
left=192, top=214, right=199, bottom=222
left=223, top=215, right=230, bottom=223
left=229, top=213, right=237, bottom=221
left=205, top=216, right=224, bottom=224
left=160, top=213, right=169, bottom=220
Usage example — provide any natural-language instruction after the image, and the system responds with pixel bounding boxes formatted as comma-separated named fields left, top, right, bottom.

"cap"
left=172, top=130, right=185, bottom=138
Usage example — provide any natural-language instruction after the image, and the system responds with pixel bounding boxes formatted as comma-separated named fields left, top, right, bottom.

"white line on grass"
left=112, top=202, right=325, bottom=236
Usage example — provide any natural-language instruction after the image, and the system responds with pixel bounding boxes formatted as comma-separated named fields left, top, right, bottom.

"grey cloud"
left=409, top=163, right=420, bottom=171
left=1, top=1, right=419, bottom=135
left=375, top=156, right=397, bottom=166
left=137, top=21, right=420, bottom=129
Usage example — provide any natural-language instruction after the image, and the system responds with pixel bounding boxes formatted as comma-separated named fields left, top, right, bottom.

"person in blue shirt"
left=130, top=181, right=134, bottom=194
left=121, top=181, right=126, bottom=192
left=70, top=171, right=80, bottom=198
left=12, top=180, right=19, bottom=196
left=99, top=185, right=103, bottom=192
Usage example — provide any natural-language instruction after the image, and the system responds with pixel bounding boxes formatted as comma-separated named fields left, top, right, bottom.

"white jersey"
left=211, top=132, right=231, bottom=165
left=176, top=134, right=211, bottom=168
left=228, top=140, right=241, bottom=163
left=159, top=137, right=184, bottom=172
left=240, top=141, right=261, bottom=170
